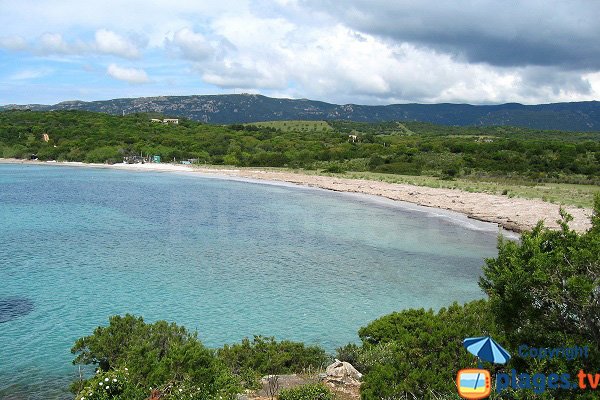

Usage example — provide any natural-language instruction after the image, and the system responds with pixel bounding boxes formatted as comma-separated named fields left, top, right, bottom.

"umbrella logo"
left=457, top=337, right=511, bottom=399
left=463, top=336, right=511, bottom=365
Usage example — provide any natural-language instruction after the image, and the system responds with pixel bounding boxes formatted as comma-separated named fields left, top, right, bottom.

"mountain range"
left=3, top=94, right=600, bottom=131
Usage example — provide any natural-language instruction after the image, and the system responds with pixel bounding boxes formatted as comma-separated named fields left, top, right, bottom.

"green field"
left=246, top=120, right=332, bottom=132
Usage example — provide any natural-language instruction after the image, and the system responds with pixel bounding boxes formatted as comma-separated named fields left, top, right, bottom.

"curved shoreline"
left=1, top=158, right=593, bottom=233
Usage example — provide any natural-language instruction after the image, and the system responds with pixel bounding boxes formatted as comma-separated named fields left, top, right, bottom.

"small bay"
left=0, top=164, right=500, bottom=398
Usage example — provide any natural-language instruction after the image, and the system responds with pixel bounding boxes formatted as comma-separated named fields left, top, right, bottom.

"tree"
left=358, top=300, right=502, bottom=399
left=480, top=199, right=600, bottom=348
left=71, top=314, right=240, bottom=398
left=479, top=195, right=600, bottom=398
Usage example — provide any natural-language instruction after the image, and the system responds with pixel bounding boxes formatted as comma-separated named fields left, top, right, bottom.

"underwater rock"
left=0, top=297, right=34, bottom=323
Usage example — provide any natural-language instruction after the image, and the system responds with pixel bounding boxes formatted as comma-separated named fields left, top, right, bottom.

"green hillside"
left=1, top=110, right=600, bottom=206
left=3, top=94, right=600, bottom=131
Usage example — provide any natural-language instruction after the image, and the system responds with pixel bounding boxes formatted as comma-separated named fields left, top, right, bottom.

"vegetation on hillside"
left=4, top=94, right=600, bottom=131
left=2, top=110, right=600, bottom=189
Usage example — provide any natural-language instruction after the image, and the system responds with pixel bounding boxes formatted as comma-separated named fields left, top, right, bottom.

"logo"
left=457, top=337, right=597, bottom=396
left=457, top=336, right=510, bottom=399
left=457, top=369, right=491, bottom=399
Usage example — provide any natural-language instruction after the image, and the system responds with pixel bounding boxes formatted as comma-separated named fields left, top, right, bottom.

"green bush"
left=84, top=146, right=121, bottom=163
left=71, top=315, right=240, bottom=398
left=217, top=336, right=328, bottom=388
left=359, top=300, right=502, bottom=399
left=479, top=198, right=600, bottom=398
left=322, top=163, right=345, bottom=173
left=278, top=383, right=333, bottom=400
left=74, top=368, right=146, bottom=400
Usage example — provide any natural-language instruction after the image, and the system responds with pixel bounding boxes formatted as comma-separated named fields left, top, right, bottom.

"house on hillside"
left=150, top=118, right=179, bottom=125
left=124, top=155, right=145, bottom=164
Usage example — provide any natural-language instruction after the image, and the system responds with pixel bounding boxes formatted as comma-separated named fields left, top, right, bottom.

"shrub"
left=480, top=199, right=600, bottom=396
left=322, top=163, right=345, bottom=173
left=278, top=383, right=333, bottom=400
left=84, top=146, right=121, bottom=163
left=71, top=315, right=240, bottom=398
left=74, top=367, right=145, bottom=400
left=359, top=300, right=502, bottom=399
left=217, top=336, right=328, bottom=388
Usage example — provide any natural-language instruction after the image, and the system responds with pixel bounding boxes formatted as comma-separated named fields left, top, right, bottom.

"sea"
left=0, top=164, right=503, bottom=398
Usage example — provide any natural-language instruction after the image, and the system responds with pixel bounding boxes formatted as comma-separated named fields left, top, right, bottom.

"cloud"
left=201, top=60, right=287, bottom=89
left=0, top=35, right=27, bottom=51
left=167, top=28, right=215, bottom=61
left=1, top=0, right=600, bottom=105
left=94, top=29, right=141, bottom=59
left=106, top=64, right=149, bottom=84
left=5, top=30, right=143, bottom=59
left=301, top=0, right=600, bottom=70
left=38, top=33, right=82, bottom=54
left=9, top=68, right=53, bottom=81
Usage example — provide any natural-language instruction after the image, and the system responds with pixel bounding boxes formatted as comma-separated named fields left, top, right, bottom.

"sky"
left=1, top=0, right=600, bottom=106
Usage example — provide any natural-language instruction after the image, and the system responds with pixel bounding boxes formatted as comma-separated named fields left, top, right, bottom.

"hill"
left=2, top=94, right=600, bottom=131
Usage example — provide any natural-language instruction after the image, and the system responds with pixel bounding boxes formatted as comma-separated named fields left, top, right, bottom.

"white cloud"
left=94, top=29, right=140, bottom=59
left=1, top=0, right=600, bottom=104
left=9, top=68, right=53, bottom=81
left=4, top=30, right=142, bottom=59
left=106, top=64, right=149, bottom=84
left=201, top=60, right=287, bottom=89
left=167, top=28, right=215, bottom=61
left=0, top=35, right=27, bottom=51
left=38, top=33, right=77, bottom=54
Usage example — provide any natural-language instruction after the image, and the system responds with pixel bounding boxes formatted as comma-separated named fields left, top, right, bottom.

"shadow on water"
left=0, top=297, right=34, bottom=323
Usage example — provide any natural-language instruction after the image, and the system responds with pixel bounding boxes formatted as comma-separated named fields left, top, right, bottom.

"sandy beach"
left=1, top=158, right=593, bottom=233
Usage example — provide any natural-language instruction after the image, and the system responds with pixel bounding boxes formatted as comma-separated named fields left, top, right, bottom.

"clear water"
left=0, top=164, right=500, bottom=398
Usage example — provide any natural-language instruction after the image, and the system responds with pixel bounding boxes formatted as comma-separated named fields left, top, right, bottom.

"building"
left=150, top=118, right=179, bottom=125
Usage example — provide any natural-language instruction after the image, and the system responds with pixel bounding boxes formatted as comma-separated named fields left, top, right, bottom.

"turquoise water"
left=0, top=164, right=500, bottom=398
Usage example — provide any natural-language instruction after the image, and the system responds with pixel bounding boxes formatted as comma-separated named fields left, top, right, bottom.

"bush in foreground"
left=356, top=300, right=502, bottom=399
left=217, top=335, right=329, bottom=389
left=278, top=383, right=333, bottom=400
left=71, top=314, right=240, bottom=399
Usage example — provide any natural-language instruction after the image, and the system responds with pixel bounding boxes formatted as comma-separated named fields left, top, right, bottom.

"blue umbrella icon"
left=463, top=336, right=511, bottom=364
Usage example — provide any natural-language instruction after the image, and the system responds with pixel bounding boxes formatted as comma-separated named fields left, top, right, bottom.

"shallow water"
left=0, top=164, right=500, bottom=398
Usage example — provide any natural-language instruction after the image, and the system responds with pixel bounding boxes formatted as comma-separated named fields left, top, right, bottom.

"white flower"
left=105, top=377, right=109, bottom=382
left=179, top=388, right=183, bottom=392
left=98, top=382, right=102, bottom=386
left=113, top=378, right=117, bottom=382
left=106, top=386, right=110, bottom=390
left=124, top=367, right=128, bottom=371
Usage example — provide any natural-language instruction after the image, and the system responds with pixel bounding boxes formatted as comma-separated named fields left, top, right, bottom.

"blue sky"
left=1, top=0, right=600, bottom=106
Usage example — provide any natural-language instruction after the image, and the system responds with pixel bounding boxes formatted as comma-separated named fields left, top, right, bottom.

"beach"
left=1, top=158, right=593, bottom=233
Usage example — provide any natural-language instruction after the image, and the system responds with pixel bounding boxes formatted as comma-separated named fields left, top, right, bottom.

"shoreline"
left=1, top=158, right=593, bottom=233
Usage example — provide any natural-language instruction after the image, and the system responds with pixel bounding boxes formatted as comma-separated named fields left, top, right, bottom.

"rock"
left=325, top=359, right=362, bottom=383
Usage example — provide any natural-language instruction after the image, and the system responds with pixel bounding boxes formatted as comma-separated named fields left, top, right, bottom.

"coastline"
left=1, top=158, right=593, bottom=233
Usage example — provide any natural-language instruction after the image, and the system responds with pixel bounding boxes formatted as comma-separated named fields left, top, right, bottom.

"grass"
left=246, top=120, right=333, bottom=133
left=336, top=171, right=600, bottom=209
